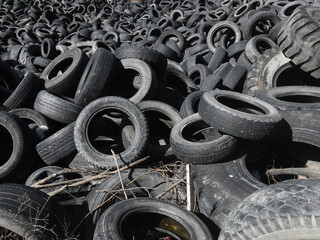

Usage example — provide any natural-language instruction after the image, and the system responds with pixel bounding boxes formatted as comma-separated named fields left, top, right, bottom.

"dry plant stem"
left=155, top=178, right=186, bottom=199
left=46, top=156, right=150, bottom=197
left=111, top=149, right=128, bottom=200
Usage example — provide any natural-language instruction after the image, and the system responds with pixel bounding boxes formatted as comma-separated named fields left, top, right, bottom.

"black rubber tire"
left=0, top=183, right=69, bottom=239
left=245, top=35, right=278, bottom=63
left=153, top=42, right=180, bottom=62
left=82, top=168, right=186, bottom=239
left=207, top=21, right=242, bottom=53
left=93, top=198, right=213, bottom=240
left=208, top=47, right=228, bottom=72
left=222, top=64, right=247, bottom=90
left=269, top=19, right=286, bottom=42
left=108, top=58, right=158, bottom=104
left=219, top=179, right=320, bottom=240
left=255, top=86, right=320, bottom=111
left=114, top=43, right=167, bottom=76
left=237, top=51, right=252, bottom=71
left=34, top=90, right=83, bottom=124
left=198, top=90, right=283, bottom=140
left=0, top=111, right=34, bottom=180
left=40, top=48, right=89, bottom=96
left=0, top=59, right=21, bottom=91
left=9, top=108, right=49, bottom=141
left=41, top=38, right=57, bottom=59
left=192, top=154, right=266, bottom=228
left=278, top=6, right=320, bottom=78
left=74, top=48, right=116, bottom=107
left=188, top=64, right=213, bottom=88
left=241, top=10, right=280, bottom=40
left=277, top=110, right=320, bottom=148
left=36, top=122, right=76, bottom=165
left=157, top=29, right=186, bottom=51
left=243, top=48, right=291, bottom=96
left=123, top=100, right=182, bottom=159
left=226, top=40, right=248, bottom=58
left=74, top=96, right=148, bottom=169
left=170, top=113, right=239, bottom=164
left=180, top=90, right=205, bottom=118
left=3, top=71, right=40, bottom=110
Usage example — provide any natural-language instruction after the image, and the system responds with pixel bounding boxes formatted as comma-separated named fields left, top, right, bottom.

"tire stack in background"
left=0, top=0, right=320, bottom=239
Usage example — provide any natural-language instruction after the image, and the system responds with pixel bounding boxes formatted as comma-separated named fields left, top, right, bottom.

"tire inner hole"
left=246, top=142, right=320, bottom=185
left=276, top=94, right=320, bottom=103
left=48, top=57, right=73, bottom=79
left=217, top=96, right=267, bottom=115
left=121, top=212, right=191, bottom=240
left=0, top=125, right=13, bottom=165
left=182, top=119, right=222, bottom=142
left=276, top=63, right=320, bottom=87
left=87, top=109, right=132, bottom=155
left=109, top=69, right=141, bottom=99
left=256, top=39, right=272, bottom=54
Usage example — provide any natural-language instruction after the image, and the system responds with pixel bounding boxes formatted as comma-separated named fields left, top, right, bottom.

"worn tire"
left=74, top=48, right=116, bottom=107
left=198, top=90, right=283, bottom=140
left=74, top=96, right=148, bottom=169
left=40, top=48, right=89, bottom=95
left=219, top=179, right=320, bottom=240
left=192, top=154, right=266, bottom=228
left=0, top=183, right=70, bottom=239
left=255, top=86, right=320, bottom=111
left=3, top=71, right=40, bottom=110
left=114, top=43, right=167, bottom=76
left=278, top=6, right=320, bottom=78
left=0, top=111, right=34, bottom=180
left=9, top=108, right=49, bottom=141
left=243, top=48, right=291, bottom=96
left=34, top=90, right=83, bottom=124
left=93, top=198, right=212, bottom=240
left=82, top=168, right=186, bottom=239
left=36, top=122, right=76, bottom=165
left=170, top=113, right=239, bottom=164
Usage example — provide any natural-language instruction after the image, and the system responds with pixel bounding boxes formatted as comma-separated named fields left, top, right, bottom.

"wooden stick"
left=111, top=150, right=128, bottom=200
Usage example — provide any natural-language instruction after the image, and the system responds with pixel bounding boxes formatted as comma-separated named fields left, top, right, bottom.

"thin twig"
left=96, top=187, right=157, bottom=193
left=155, top=178, right=186, bottom=199
left=111, top=149, right=127, bottom=199
left=47, top=156, right=150, bottom=197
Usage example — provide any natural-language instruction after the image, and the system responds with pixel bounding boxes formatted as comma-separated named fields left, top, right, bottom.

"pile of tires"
left=0, top=0, right=320, bottom=239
